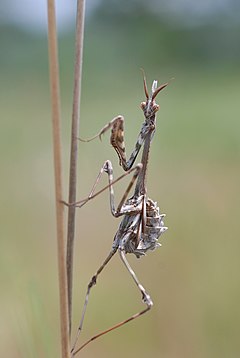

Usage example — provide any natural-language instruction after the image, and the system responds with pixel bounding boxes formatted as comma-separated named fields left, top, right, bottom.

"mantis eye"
left=140, top=102, right=146, bottom=110
left=152, top=104, right=160, bottom=112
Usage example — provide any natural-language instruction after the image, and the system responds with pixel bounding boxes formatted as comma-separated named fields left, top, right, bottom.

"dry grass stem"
left=66, top=0, right=86, bottom=336
left=47, top=0, right=70, bottom=356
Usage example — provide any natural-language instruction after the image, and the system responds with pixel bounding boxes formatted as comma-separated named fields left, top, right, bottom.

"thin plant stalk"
left=66, top=0, right=86, bottom=336
left=47, top=0, right=70, bottom=356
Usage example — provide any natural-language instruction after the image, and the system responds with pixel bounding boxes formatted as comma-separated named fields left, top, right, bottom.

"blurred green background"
left=1, top=1, right=240, bottom=357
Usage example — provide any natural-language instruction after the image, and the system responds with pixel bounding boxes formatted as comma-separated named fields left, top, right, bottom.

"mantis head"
left=140, top=71, right=168, bottom=118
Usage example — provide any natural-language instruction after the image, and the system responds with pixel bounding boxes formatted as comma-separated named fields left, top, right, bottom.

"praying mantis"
left=68, top=73, right=169, bottom=355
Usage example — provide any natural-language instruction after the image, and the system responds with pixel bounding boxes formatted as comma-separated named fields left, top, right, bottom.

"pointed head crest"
left=140, top=69, right=168, bottom=117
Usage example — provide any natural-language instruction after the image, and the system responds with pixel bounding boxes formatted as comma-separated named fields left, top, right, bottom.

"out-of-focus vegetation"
left=1, top=2, right=240, bottom=357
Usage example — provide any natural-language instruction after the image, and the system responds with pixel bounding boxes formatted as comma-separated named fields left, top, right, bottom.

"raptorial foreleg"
left=79, top=115, right=148, bottom=171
